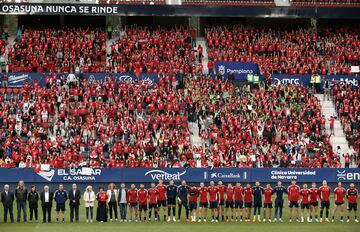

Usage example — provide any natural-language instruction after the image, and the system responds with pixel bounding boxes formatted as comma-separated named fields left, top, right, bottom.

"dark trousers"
left=119, top=203, right=127, bottom=220
left=108, top=201, right=118, bottom=219
left=85, top=207, right=94, bottom=220
left=3, top=204, right=14, bottom=223
left=17, top=201, right=27, bottom=222
left=42, top=203, right=52, bottom=222
left=70, top=204, right=80, bottom=222
left=178, top=202, right=189, bottom=220
left=29, top=206, right=38, bottom=221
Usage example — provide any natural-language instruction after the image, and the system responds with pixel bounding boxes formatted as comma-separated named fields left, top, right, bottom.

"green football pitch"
left=0, top=195, right=358, bottom=232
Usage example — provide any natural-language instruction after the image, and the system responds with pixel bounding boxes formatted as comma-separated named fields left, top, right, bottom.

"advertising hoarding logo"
left=144, top=170, right=186, bottom=181
left=37, top=170, right=55, bottom=182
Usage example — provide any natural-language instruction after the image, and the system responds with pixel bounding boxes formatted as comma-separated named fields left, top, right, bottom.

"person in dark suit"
left=40, top=185, right=53, bottom=223
left=69, top=183, right=81, bottom=223
left=15, top=180, right=28, bottom=222
left=27, top=185, right=39, bottom=222
left=1, top=184, right=14, bottom=223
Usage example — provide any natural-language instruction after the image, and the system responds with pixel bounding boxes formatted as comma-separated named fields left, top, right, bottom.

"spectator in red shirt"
left=319, top=180, right=331, bottom=222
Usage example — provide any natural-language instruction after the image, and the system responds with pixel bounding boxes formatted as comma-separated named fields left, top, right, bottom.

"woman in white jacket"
left=107, top=183, right=119, bottom=222
left=83, top=186, right=96, bottom=223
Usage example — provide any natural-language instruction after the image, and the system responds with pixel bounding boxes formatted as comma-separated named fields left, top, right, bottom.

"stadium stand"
left=108, top=27, right=196, bottom=74
left=205, top=26, right=360, bottom=76
left=7, top=28, right=107, bottom=73
left=332, top=83, right=360, bottom=158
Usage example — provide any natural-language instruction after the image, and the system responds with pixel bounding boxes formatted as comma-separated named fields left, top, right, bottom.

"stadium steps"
left=195, top=37, right=209, bottom=74
left=188, top=122, right=203, bottom=147
left=315, top=94, right=350, bottom=167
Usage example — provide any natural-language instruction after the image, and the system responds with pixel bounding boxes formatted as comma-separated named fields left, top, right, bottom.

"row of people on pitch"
left=1, top=180, right=358, bottom=223
left=0, top=182, right=109, bottom=223
left=119, top=180, right=358, bottom=223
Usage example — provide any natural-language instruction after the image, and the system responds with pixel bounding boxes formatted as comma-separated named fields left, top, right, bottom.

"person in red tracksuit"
left=225, top=183, right=235, bottom=222
left=243, top=183, right=253, bottom=222
left=309, top=182, right=320, bottom=222
left=127, top=184, right=138, bottom=222
left=263, top=184, right=273, bottom=223
left=217, top=181, right=226, bottom=222
left=148, top=182, right=159, bottom=221
left=332, top=182, right=346, bottom=222
left=207, top=181, right=219, bottom=222
left=346, top=183, right=358, bottom=222
left=137, top=184, right=148, bottom=222
left=319, top=180, right=331, bottom=222
left=287, top=180, right=300, bottom=222
left=156, top=179, right=167, bottom=221
left=233, top=182, right=243, bottom=222
left=198, top=182, right=208, bottom=222
left=300, top=184, right=311, bottom=222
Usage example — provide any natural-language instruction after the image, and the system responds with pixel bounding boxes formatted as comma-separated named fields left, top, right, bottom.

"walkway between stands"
left=316, top=94, right=351, bottom=167
left=195, top=37, right=208, bottom=74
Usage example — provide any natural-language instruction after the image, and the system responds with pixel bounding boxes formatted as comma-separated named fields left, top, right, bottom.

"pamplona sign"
left=0, top=3, right=121, bottom=15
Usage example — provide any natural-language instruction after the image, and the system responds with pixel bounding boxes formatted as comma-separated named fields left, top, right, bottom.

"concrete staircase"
left=195, top=37, right=209, bottom=74
left=188, top=121, right=202, bottom=147
left=315, top=94, right=349, bottom=166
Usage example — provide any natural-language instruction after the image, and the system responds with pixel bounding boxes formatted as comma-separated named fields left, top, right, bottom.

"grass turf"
left=0, top=195, right=358, bottom=232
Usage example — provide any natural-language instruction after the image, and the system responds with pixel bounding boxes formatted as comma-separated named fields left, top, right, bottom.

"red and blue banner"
left=0, top=72, right=159, bottom=88
left=0, top=168, right=359, bottom=184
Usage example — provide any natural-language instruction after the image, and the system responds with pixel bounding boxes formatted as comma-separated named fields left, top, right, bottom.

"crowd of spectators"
left=205, top=26, right=359, bottom=76
left=7, top=27, right=107, bottom=73
left=108, top=27, right=197, bottom=75
left=332, top=83, right=360, bottom=165
left=0, top=71, right=347, bottom=168
left=0, top=72, right=193, bottom=169
left=186, top=77, right=340, bottom=168
left=0, top=24, right=358, bottom=168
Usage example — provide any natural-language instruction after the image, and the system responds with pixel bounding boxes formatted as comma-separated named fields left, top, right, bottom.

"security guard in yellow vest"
left=310, top=75, right=316, bottom=92
left=247, top=73, right=254, bottom=88
left=314, top=74, right=321, bottom=93
left=253, top=74, right=259, bottom=89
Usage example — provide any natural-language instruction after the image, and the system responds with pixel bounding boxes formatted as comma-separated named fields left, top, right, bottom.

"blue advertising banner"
left=0, top=72, right=159, bottom=88
left=271, top=74, right=360, bottom=88
left=214, top=62, right=260, bottom=80
left=0, top=168, right=359, bottom=184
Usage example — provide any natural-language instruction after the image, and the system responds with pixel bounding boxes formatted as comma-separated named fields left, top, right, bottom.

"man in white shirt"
left=40, top=186, right=53, bottom=223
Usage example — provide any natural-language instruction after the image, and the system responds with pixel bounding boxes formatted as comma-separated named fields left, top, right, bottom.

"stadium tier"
left=8, top=28, right=107, bottom=73
left=205, top=26, right=359, bottom=76
left=332, top=84, right=360, bottom=155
